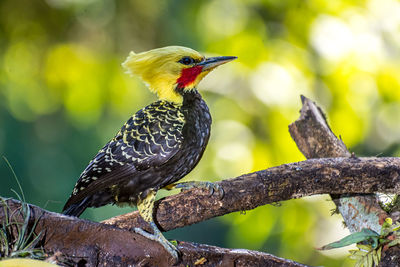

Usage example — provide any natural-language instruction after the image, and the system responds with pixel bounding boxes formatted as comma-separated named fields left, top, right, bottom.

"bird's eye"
left=179, top=57, right=195, bottom=65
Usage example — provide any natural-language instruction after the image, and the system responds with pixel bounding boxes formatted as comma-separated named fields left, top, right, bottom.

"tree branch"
left=288, top=95, right=387, bottom=233
left=102, top=157, right=400, bottom=232
left=0, top=198, right=309, bottom=266
left=3, top=157, right=400, bottom=265
left=288, top=96, right=400, bottom=266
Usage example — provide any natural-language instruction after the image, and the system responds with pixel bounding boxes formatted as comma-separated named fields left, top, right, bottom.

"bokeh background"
left=1, top=0, right=400, bottom=266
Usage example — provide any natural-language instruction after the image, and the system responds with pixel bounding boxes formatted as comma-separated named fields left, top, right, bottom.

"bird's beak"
left=198, top=56, right=237, bottom=71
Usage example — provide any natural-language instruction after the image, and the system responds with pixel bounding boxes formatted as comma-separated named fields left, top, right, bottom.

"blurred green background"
left=1, top=0, right=400, bottom=266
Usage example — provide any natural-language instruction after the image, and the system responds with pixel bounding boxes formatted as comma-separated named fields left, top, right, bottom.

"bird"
left=62, top=46, right=237, bottom=260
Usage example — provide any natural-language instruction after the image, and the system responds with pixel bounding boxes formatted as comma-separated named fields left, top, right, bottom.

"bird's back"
left=62, top=90, right=211, bottom=217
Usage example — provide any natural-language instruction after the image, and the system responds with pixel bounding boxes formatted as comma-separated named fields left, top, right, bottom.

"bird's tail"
left=62, top=197, right=91, bottom=217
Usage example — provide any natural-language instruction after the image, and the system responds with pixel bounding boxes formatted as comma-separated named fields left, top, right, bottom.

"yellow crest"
left=122, top=46, right=204, bottom=103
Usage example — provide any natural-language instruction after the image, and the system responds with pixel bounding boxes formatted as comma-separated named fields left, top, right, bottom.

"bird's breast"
left=181, top=91, right=211, bottom=147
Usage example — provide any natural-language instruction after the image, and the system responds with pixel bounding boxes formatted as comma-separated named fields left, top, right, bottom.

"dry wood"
left=288, top=96, right=397, bottom=266
left=0, top=198, right=309, bottom=266
left=2, top=156, right=399, bottom=265
left=103, top=157, right=400, bottom=233
left=289, top=95, right=387, bottom=233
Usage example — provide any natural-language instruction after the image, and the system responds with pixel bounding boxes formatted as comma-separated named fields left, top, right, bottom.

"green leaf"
left=349, top=251, right=366, bottom=260
left=377, top=246, right=382, bottom=261
left=319, top=228, right=380, bottom=250
left=372, top=251, right=379, bottom=266
left=357, top=244, right=373, bottom=252
left=387, top=239, right=400, bottom=248
left=366, top=253, right=372, bottom=267
left=354, top=259, right=363, bottom=267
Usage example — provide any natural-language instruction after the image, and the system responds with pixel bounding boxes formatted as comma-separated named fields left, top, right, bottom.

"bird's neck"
left=160, top=88, right=209, bottom=120
left=181, top=89, right=203, bottom=107
left=156, top=85, right=199, bottom=105
left=181, top=89, right=211, bottom=124
left=155, top=85, right=183, bottom=104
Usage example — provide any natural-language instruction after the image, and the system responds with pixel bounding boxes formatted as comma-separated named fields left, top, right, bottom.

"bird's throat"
left=176, top=66, right=203, bottom=89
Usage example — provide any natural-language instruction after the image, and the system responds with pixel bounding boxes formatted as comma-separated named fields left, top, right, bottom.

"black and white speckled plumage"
left=62, top=89, right=211, bottom=216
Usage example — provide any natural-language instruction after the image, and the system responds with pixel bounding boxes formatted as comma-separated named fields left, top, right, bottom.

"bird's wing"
left=109, top=102, right=186, bottom=171
left=63, top=102, right=185, bottom=211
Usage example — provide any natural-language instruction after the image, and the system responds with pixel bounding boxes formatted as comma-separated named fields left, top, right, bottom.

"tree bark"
left=288, top=95, right=387, bottom=233
left=103, top=157, right=400, bottom=233
left=2, top=156, right=400, bottom=265
left=288, top=95, right=397, bottom=266
left=0, top=198, right=308, bottom=267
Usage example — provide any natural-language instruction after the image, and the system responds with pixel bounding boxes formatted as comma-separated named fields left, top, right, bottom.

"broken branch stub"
left=288, top=95, right=387, bottom=233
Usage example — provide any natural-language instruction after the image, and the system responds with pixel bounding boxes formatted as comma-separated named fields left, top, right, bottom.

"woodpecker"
left=62, top=46, right=237, bottom=260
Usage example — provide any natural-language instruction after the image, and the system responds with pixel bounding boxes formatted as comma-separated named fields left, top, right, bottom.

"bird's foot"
left=173, top=181, right=224, bottom=199
left=133, top=222, right=180, bottom=261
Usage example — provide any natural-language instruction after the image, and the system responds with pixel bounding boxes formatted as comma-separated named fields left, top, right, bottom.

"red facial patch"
left=176, top=66, right=203, bottom=88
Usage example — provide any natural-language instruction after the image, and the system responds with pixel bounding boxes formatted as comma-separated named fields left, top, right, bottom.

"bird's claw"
left=133, top=227, right=180, bottom=261
left=204, top=182, right=224, bottom=198
left=175, top=181, right=224, bottom=199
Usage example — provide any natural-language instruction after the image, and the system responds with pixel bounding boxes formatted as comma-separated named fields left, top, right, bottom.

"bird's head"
left=122, top=46, right=237, bottom=104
